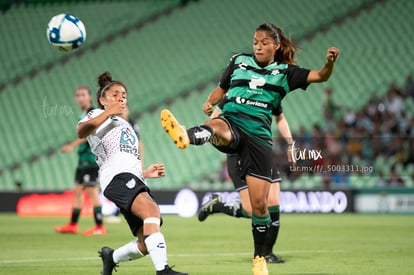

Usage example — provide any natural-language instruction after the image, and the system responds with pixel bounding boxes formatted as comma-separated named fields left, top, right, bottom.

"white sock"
left=144, top=232, right=168, bottom=271
left=113, top=239, right=145, bottom=263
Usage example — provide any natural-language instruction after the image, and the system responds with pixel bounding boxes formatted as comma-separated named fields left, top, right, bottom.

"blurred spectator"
left=272, top=80, right=413, bottom=188
left=405, top=75, right=414, bottom=98
left=384, top=82, right=404, bottom=117
left=323, top=87, right=341, bottom=130
left=375, top=172, right=387, bottom=188
left=387, top=165, right=405, bottom=187
left=15, top=181, right=23, bottom=192
left=343, top=108, right=356, bottom=128
left=404, top=140, right=414, bottom=167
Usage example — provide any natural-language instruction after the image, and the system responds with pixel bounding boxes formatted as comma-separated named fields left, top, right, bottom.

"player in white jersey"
left=78, top=72, right=188, bottom=275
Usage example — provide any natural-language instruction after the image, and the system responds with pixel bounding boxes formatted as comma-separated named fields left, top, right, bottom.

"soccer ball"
left=46, top=14, right=86, bottom=52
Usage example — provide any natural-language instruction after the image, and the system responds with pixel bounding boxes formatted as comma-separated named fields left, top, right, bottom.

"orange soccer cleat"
left=160, top=109, right=189, bottom=149
left=81, top=225, right=106, bottom=236
left=54, top=223, right=79, bottom=234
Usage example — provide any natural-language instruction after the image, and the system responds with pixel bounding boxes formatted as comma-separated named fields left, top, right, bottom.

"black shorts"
left=103, top=173, right=152, bottom=236
left=212, top=116, right=273, bottom=182
left=227, top=154, right=281, bottom=192
left=75, top=167, right=99, bottom=186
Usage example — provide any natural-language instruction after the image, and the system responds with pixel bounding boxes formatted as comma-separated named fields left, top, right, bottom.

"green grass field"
left=0, top=213, right=413, bottom=274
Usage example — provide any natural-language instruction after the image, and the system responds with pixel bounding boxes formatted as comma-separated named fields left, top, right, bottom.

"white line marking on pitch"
left=0, top=250, right=346, bottom=264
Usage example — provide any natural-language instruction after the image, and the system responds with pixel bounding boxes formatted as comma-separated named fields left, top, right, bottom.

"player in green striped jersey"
left=54, top=86, right=105, bottom=236
left=161, top=23, right=339, bottom=275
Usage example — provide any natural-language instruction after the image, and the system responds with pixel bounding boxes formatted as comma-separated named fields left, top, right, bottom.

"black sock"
left=93, top=206, right=103, bottom=226
left=252, top=214, right=271, bottom=257
left=187, top=125, right=213, bottom=145
left=264, top=205, right=280, bottom=255
left=70, top=208, right=81, bottom=224
left=212, top=201, right=245, bottom=217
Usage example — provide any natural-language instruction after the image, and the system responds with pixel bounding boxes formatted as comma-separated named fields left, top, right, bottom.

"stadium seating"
left=0, top=0, right=180, bottom=84
left=1, top=0, right=413, bottom=191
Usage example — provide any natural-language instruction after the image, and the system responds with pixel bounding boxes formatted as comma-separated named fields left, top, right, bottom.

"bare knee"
left=251, top=198, right=268, bottom=216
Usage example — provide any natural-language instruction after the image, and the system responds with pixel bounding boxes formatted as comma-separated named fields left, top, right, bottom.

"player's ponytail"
left=96, top=71, right=126, bottom=109
left=257, top=23, right=297, bottom=65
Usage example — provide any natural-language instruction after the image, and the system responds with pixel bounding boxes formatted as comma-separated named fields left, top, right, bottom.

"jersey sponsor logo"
left=235, top=96, right=269, bottom=109
left=126, top=178, right=136, bottom=189
left=119, top=127, right=140, bottom=159
left=120, top=127, right=136, bottom=145
left=249, top=75, right=266, bottom=89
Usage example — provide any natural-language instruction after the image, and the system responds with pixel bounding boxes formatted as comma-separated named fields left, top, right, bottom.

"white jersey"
left=78, top=109, right=143, bottom=191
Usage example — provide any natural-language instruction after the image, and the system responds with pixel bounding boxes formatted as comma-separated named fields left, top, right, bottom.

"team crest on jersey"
left=271, top=69, right=280, bottom=75
left=126, top=178, right=136, bottom=189
left=249, top=75, right=266, bottom=89
left=120, top=127, right=136, bottom=145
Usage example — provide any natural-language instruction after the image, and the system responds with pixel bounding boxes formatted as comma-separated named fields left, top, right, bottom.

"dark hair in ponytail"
left=96, top=71, right=126, bottom=109
left=256, top=23, right=297, bottom=64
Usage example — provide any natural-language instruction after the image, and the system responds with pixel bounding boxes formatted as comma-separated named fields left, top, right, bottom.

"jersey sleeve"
left=219, top=54, right=240, bottom=90
left=133, top=123, right=141, bottom=139
left=272, top=103, right=283, bottom=116
left=78, top=109, right=104, bottom=125
left=286, top=64, right=311, bottom=91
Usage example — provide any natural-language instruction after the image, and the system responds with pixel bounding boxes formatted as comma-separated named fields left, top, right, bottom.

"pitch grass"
left=0, top=213, right=413, bottom=275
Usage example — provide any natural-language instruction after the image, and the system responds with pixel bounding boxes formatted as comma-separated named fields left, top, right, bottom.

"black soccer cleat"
left=156, top=265, right=189, bottom=275
left=265, top=253, right=285, bottom=264
left=99, top=246, right=118, bottom=275
left=197, top=194, right=222, bottom=222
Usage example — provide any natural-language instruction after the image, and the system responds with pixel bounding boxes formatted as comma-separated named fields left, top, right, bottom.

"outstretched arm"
left=61, top=138, right=87, bottom=153
left=307, top=47, right=340, bottom=83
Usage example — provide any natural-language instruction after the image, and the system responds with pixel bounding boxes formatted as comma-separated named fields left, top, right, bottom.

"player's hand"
left=61, top=144, right=74, bottom=153
left=326, top=47, right=340, bottom=64
left=203, top=101, right=213, bottom=116
left=144, top=163, right=165, bottom=178
left=106, top=101, right=126, bottom=117
left=287, top=143, right=297, bottom=165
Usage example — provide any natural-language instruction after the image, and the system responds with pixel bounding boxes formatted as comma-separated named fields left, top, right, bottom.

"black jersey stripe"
left=236, top=64, right=274, bottom=75
left=235, top=62, right=288, bottom=75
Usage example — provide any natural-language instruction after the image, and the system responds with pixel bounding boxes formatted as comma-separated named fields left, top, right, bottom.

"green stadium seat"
left=0, top=0, right=181, bottom=84
left=3, top=0, right=413, bottom=191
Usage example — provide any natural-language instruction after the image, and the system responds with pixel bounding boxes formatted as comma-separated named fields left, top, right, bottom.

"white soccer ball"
left=46, top=13, right=86, bottom=52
